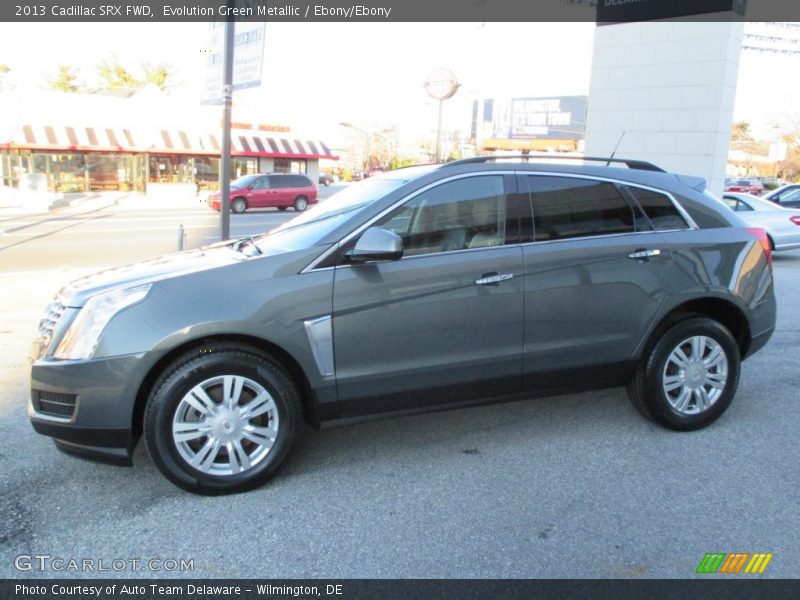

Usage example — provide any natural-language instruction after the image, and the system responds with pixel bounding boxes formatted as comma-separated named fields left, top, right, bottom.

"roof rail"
left=441, top=154, right=665, bottom=173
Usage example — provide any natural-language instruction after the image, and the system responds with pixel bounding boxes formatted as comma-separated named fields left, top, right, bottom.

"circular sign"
left=424, top=67, right=460, bottom=100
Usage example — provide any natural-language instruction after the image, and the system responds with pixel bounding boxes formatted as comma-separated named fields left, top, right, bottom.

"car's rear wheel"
left=231, top=198, right=247, bottom=214
left=627, top=317, right=740, bottom=431
left=294, top=196, right=308, bottom=211
left=144, top=346, right=301, bottom=495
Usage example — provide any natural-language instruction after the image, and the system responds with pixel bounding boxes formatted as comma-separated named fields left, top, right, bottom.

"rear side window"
left=527, top=176, right=637, bottom=242
left=269, top=175, right=310, bottom=188
left=288, top=175, right=312, bottom=188
left=625, top=186, right=689, bottom=231
left=723, top=197, right=753, bottom=212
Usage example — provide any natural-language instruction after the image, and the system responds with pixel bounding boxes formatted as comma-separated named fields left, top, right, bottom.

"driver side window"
left=374, top=175, right=507, bottom=257
left=251, top=176, right=270, bottom=190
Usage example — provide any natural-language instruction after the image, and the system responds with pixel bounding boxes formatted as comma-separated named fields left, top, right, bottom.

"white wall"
left=584, top=20, right=744, bottom=197
left=258, top=157, right=274, bottom=173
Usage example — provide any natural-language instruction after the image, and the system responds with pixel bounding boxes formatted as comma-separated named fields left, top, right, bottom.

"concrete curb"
left=0, top=191, right=208, bottom=218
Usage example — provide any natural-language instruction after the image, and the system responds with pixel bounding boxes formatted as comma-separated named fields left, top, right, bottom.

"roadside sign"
left=201, top=21, right=266, bottom=104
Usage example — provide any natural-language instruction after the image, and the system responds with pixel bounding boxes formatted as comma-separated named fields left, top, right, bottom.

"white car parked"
left=723, top=192, right=800, bottom=251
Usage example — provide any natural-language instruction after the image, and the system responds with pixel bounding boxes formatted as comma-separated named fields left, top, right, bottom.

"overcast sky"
left=0, top=22, right=797, bottom=145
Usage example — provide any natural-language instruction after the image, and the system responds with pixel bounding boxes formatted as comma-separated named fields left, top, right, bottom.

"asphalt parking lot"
left=0, top=239, right=798, bottom=579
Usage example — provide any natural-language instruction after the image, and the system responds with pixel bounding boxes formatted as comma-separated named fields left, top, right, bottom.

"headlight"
left=53, top=284, right=152, bottom=360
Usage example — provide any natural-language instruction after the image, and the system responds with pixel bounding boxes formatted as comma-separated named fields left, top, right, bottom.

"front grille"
left=32, top=390, right=77, bottom=419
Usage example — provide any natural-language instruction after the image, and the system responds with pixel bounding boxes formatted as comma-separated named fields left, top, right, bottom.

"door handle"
left=628, top=249, right=661, bottom=260
left=475, top=272, right=514, bottom=286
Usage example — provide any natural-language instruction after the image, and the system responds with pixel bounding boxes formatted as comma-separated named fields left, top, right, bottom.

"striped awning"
left=229, top=132, right=336, bottom=159
left=2, top=124, right=338, bottom=160
left=2, top=124, right=141, bottom=152
left=151, top=129, right=207, bottom=155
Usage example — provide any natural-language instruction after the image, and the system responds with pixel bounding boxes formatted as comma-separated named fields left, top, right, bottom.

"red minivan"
left=207, top=173, right=318, bottom=213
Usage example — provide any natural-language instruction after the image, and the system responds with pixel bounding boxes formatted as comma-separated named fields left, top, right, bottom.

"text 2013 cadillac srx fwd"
left=29, top=157, right=776, bottom=494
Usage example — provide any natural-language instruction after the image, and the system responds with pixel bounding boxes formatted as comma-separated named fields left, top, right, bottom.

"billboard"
left=474, top=95, right=588, bottom=141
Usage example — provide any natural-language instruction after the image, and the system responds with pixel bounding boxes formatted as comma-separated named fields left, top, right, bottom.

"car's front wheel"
left=627, top=317, right=741, bottom=431
left=231, top=198, right=247, bottom=214
left=144, top=346, right=301, bottom=494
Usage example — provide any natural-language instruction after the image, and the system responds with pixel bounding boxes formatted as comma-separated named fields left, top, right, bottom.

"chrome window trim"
left=519, top=228, right=669, bottom=249
left=301, top=171, right=517, bottom=273
left=328, top=241, right=523, bottom=272
left=620, top=180, right=698, bottom=231
left=301, top=170, right=698, bottom=273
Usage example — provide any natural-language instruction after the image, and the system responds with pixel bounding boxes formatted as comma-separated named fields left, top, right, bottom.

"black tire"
left=144, top=346, right=301, bottom=495
left=231, top=197, right=247, bottom=214
left=627, top=317, right=740, bottom=431
left=277, top=206, right=288, bottom=211
left=293, top=196, right=308, bottom=212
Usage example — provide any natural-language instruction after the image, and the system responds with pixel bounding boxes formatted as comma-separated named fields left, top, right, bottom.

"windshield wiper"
left=231, top=236, right=263, bottom=255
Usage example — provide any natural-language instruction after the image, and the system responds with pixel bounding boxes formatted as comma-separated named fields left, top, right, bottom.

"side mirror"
left=345, top=227, right=404, bottom=263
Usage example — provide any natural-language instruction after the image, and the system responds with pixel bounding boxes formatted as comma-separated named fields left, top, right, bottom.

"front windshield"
left=231, top=174, right=258, bottom=190
left=253, top=168, right=434, bottom=253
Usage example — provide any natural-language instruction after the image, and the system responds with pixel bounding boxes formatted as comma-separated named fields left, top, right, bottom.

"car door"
left=246, top=175, right=271, bottom=208
left=520, top=175, right=673, bottom=390
left=331, top=173, right=526, bottom=418
left=270, top=175, right=295, bottom=207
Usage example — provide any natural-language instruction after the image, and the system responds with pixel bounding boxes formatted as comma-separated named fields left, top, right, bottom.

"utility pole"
left=219, top=6, right=235, bottom=241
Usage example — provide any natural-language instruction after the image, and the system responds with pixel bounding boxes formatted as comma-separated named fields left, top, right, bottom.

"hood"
left=57, top=241, right=249, bottom=307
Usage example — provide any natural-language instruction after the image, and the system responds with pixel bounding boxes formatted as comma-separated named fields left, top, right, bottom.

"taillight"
left=745, top=227, right=772, bottom=269
left=791, top=216, right=800, bottom=226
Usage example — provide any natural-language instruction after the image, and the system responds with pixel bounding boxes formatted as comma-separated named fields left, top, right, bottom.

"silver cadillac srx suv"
left=29, top=156, right=777, bottom=494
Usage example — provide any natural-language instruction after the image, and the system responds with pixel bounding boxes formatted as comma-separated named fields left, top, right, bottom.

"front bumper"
left=29, top=353, right=149, bottom=466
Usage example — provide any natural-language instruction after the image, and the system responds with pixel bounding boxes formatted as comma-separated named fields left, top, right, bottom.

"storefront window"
left=149, top=155, right=194, bottom=184
left=194, top=157, right=219, bottom=192
left=231, top=158, right=257, bottom=178
left=48, top=153, right=88, bottom=192
left=1, top=150, right=32, bottom=188
left=273, top=158, right=307, bottom=174
left=86, top=153, right=133, bottom=191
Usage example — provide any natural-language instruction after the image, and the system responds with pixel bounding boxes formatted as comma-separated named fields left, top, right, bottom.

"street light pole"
left=434, top=99, right=444, bottom=164
left=424, top=68, right=460, bottom=164
left=340, top=122, right=396, bottom=172
left=340, top=121, right=370, bottom=171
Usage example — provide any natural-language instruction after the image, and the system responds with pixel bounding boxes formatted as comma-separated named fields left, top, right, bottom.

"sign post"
left=424, top=68, right=460, bottom=163
left=220, top=15, right=235, bottom=242
left=203, top=8, right=266, bottom=241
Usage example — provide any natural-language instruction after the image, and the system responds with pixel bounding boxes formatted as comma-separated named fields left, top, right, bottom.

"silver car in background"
left=723, top=192, right=800, bottom=251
